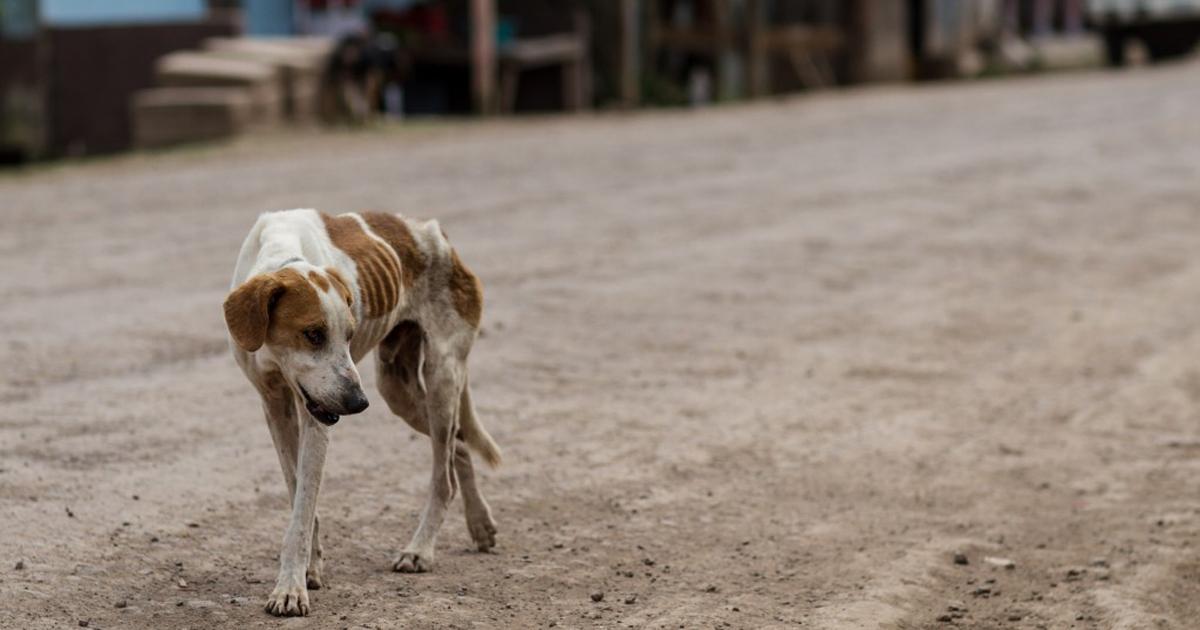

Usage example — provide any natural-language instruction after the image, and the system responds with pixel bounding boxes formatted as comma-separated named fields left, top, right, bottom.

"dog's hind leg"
left=378, top=322, right=499, bottom=565
left=396, top=346, right=462, bottom=572
left=379, top=363, right=498, bottom=554
left=456, top=377, right=498, bottom=551
left=454, top=440, right=496, bottom=551
left=260, top=383, right=326, bottom=591
left=376, top=332, right=462, bottom=572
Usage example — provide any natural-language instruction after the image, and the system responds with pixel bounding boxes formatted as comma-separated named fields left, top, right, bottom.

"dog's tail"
left=459, top=376, right=502, bottom=468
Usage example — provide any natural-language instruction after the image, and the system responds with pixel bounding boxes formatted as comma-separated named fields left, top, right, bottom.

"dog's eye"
left=303, top=328, right=326, bottom=348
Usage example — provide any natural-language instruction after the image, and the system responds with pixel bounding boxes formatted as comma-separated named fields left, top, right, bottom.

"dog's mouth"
left=300, top=386, right=340, bottom=426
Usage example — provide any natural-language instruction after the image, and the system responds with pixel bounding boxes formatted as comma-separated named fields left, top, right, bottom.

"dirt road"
left=6, top=61, right=1200, bottom=629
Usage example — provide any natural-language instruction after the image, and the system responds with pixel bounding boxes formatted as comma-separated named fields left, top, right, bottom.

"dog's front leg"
left=266, top=415, right=329, bottom=616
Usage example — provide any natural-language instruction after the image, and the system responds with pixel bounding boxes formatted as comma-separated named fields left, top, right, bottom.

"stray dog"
left=223, top=209, right=500, bottom=617
left=318, top=33, right=402, bottom=123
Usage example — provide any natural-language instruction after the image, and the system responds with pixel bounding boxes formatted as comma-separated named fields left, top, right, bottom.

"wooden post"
left=747, top=0, right=767, bottom=97
left=846, top=0, right=909, bottom=83
left=471, top=0, right=496, bottom=114
left=619, top=0, right=640, bottom=108
left=714, top=0, right=736, bottom=101
left=845, top=0, right=869, bottom=83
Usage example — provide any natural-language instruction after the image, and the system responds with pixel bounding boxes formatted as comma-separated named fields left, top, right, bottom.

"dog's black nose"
left=342, top=388, right=369, bottom=415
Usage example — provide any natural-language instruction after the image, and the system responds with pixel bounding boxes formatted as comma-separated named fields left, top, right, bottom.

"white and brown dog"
left=223, top=208, right=501, bottom=617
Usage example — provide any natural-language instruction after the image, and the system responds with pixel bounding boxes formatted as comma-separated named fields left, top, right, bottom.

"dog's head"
left=223, top=265, right=367, bottom=425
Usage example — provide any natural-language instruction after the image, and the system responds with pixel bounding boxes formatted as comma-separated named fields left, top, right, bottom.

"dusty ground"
left=5, top=60, right=1200, bottom=630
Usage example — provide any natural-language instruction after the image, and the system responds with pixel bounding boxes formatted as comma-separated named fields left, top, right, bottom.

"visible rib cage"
left=321, top=213, right=404, bottom=318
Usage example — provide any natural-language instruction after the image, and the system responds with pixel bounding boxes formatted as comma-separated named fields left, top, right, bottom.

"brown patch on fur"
left=448, top=247, right=483, bottom=328
left=362, top=212, right=426, bottom=290
left=307, top=270, right=331, bottom=292
left=325, top=267, right=353, bottom=306
left=223, top=269, right=324, bottom=352
left=265, top=269, right=326, bottom=350
left=224, top=274, right=285, bottom=352
left=321, top=213, right=402, bottom=318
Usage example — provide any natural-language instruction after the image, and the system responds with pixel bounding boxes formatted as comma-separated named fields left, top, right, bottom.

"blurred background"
left=1, top=0, right=1193, bottom=164
left=11, top=2, right=1200, bottom=629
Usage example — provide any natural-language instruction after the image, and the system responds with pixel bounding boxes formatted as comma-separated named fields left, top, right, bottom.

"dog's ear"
left=325, top=267, right=353, bottom=307
left=223, top=273, right=286, bottom=352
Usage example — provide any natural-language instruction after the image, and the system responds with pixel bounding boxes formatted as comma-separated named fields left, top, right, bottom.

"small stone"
left=704, top=585, right=719, bottom=593
left=149, top=536, right=159, bottom=543
left=187, top=523, right=199, bottom=528
left=953, top=552, right=969, bottom=565
left=78, top=621, right=88, bottom=628
left=624, top=595, right=637, bottom=605
left=114, top=600, right=127, bottom=609
left=936, top=614, right=953, bottom=623
left=177, top=578, right=187, bottom=588
left=590, top=592, right=604, bottom=603
left=983, top=556, right=1015, bottom=570
left=132, top=495, right=140, bottom=501
left=1008, top=614, right=1023, bottom=621
left=642, top=558, right=656, bottom=566
left=65, top=507, right=75, bottom=518
left=13, top=560, right=23, bottom=570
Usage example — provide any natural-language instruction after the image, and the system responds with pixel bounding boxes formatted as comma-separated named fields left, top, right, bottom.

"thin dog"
left=223, top=209, right=500, bottom=617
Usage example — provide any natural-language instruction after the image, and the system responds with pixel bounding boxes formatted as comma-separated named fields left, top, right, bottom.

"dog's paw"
left=306, top=550, right=325, bottom=590
left=393, top=551, right=433, bottom=573
left=467, top=512, right=498, bottom=552
left=306, top=565, right=324, bottom=590
left=265, top=577, right=310, bottom=617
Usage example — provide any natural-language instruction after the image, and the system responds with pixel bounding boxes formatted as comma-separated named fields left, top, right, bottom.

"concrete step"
left=201, top=38, right=327, bottom=122
left=156, top=51, right=277, bottom=87
left=202, top=37, right=329, bottom=71
left=154, top=52, right=282, bottom=123
left=131, top=87, right=256, bottom=149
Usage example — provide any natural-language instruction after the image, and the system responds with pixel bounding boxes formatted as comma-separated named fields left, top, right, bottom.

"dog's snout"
left=342, top=385, right=369, bottom=415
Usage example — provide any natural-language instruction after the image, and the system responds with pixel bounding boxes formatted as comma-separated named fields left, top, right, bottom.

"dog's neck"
left=249, top=218, right=323, bottom=278
left=273, top=256, right=304, bottom=271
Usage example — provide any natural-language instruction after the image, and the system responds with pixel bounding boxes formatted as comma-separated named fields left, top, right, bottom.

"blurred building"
left=0, top=0, right=236, bottom=160
left=0, top=1, right=1131, bottom=164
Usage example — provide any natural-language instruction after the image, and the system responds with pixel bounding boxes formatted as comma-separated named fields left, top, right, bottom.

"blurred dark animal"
left=319, top=33, right=401, bottom=123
